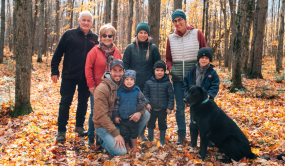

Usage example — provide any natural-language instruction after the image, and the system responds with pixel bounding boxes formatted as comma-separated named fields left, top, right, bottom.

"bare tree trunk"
left=241, top=0, right=254, bottom=73
left=43, top=1, right=48, bottom=57
left=174, top=0, right=182, bottom=10
left=205, top=0, right=209, bottom=44
left=0, top=0, right=6, bottom=63
left=14, top=0, right=33, bottom=117
left=148, top=0, right=161, bottom=46
left=37, top=0, right=45, bottom=62
left=248, top=0, right=268, bottom=79
left=228, top=0, right=236, bottom=72
left=183, top=0, right=187, bottom=11
left=69, top=0, right=74, bottom=29
left=112, top=0, right=118, bottom=45
left=127, top=0, right=133, bottom=44
left=31, top=0, right=38, bottom=57
left=202, top=0, right=206, bottom=34
left=276, top=0, right=285, bottom=72
left=220, top=0, right=229, bottom=68
left=230, top=0, right=247, bottom=92
left=105, top=0, right=111, bottom=23
left=134, top=0, right=140, bottom=28
left=55, top=0, right=60, bottom=43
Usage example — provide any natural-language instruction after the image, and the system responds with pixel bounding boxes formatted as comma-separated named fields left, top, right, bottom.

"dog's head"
left=183, top=85, right=208, bottom=106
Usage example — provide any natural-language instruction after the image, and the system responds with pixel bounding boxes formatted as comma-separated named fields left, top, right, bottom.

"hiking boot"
left=56, top=131, right=66, bottom=142
left=139, top=127, right=148, bottom=141
left=88, top=137, right=95, bottom=147
left=176, top=132, right=185, bottom=145
left=75, top=127, right=88, bottom=136
left=160, top=130, right=166, bottom=146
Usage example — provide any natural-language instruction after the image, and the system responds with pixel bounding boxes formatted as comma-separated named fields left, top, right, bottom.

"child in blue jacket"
left=183, top=47, right=220, bottom=147
left=143, top=60, right=174, bottom=146
left=113, top=70, right=147, bottom=151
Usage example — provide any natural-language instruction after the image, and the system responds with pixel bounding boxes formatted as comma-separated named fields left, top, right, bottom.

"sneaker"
left=75, top=127, right=88, bottom=136
left=56, top=131, right=66, bottom=142
left=88, top=138, right=95, bottom=146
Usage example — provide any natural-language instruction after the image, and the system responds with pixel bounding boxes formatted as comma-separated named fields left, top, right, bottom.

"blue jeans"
left=88, top=93, right=95, bottom=139
left=95, top=110, right=150, bottom=156
left=173, top=81, right=186, bottom=135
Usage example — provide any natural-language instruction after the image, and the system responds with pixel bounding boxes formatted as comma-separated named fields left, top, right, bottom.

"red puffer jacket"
left=85, top=45, right=122, bottom=88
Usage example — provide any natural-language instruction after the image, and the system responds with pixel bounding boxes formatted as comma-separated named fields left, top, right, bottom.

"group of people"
left=51, top=9, right=220, bottom=156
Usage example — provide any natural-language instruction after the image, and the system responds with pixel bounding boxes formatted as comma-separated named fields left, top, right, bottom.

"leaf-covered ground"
left=0, top=52, right=285, bottom=165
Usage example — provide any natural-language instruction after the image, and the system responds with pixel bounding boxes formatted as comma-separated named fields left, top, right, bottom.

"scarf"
left=196, top=63, right=210, bottom=86
left=99, top=41, right=116, bottom=72
left=121, top=84, right=135, bottom=92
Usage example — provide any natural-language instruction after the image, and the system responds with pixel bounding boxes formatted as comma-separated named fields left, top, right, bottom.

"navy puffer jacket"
left=143, top=74, right=174, bottom=110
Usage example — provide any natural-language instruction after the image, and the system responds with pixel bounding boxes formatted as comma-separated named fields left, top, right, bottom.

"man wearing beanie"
left=183, top=47, right=220, bottom=148
left=113, top=70, right=147, bottom=151
left=123, top=22, right=161, bottom=141
left=165, top=9, right=207, bottom=144
left=143, top=60, right=174, bottom=146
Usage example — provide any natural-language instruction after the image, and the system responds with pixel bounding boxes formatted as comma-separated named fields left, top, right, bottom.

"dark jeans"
left=147, top=109, right=167, bottom=131
left=58, top=78, right=89, bottom=132
left=120, top=119, right=139, bottom=142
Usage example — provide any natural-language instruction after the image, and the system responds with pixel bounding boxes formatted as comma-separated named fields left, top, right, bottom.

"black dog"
left=183, top=85, right=256, bottom=161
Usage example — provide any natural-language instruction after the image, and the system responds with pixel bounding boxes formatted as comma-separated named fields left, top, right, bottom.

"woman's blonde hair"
left=135, top=36, right=151, bottom=60
left=99, top=23, right=117, bottom=41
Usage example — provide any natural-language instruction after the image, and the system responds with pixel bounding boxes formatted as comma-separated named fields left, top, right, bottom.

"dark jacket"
left=113, top=86, right=147, bottom=119
left=123, top=39, right=161, bottom=90
left=183, top=64, right=220, bottom=99
left=143, top=74, right=174, bottom=110
left=51, top=26, right=99, bottom=79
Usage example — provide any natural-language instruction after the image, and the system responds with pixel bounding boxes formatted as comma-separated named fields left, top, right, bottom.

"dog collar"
left=201, top=98, right=209, bottom=104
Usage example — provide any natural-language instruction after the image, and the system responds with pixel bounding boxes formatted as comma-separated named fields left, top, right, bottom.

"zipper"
left=128, top=92, right=130, bottom=119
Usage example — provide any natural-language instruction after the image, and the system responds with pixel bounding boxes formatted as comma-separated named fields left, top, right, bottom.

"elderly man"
left=93, top=59, right=150, bottom=156
left=51, top=11, right=99, bottom=141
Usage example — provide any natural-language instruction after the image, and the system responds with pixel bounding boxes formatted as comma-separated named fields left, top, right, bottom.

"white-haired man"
left=51, top=11, right=99, bottom=142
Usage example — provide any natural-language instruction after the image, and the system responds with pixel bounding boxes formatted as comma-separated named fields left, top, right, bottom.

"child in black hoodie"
left=143, top=60, right=174, bottom=146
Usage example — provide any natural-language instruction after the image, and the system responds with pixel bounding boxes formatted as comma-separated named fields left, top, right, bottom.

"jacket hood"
left=102, top=72, right=123, bottom=90
left=150, top=74, right=170, bottom=82
left=174, top=25, right=195, bottom=37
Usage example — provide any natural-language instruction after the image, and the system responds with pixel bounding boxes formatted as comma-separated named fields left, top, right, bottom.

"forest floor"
left=0, top=48, right=285, bottom=165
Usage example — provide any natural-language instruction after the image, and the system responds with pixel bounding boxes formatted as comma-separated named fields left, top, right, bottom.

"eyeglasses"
left=173, top=18, right=185, bottom=24
left=102, top=34, right=113, bottom=38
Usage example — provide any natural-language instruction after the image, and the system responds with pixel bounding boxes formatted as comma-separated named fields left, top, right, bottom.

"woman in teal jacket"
left=123, top=22, right=161, bottom=140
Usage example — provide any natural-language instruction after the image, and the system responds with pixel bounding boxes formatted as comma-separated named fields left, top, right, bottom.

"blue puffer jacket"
left=143, top=74, right=174, bottom=110
left=113, top=86, right=147, bottom=119
left=183, top=64, right=220, bottom=99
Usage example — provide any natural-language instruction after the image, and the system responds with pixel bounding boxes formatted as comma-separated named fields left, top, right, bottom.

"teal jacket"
left=123, top=39, right=161, bottom=90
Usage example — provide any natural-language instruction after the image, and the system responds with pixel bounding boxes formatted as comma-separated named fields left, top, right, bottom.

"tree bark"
left=276, top=0, right=285, bottom=72
left=148, top=0, right=161, bottom=46
left=127, top=0, right=133, bottom=44
left=68, top=0, right=74, bottom=29
left=220, top=0, right=229, bottom=68
left=134, top=0, right=140, bottom=28
left=43, top=1, right=48, bottom=57
left=241, top=0, right=254, bottom=73
left=202, top=0, right=206, bottom=34
left=248, top=0, right=268, bottom=79
left=112, top=0, right=118, bottom=45
left=205, top=0, right=209, bottom=44
left=228, top=0, right=236, bottom=72
left=14, top=0, right=33, bottom=117
left=37, top=0, right=45, bottom=62
left=55, top=0, right=60, bottom=43
left=230, top=0, right=247, bottom=92
left=0, top=0, right=6, bottom=63
left=105, top=0, right=111, bottom=23
left=31, top=0, right=38, bottom=57
left=174, top=0, right=182, bottom=10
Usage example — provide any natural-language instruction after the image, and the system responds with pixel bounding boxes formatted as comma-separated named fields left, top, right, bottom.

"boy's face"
left=154, top=68, right=165, bottom=80
left=124, top=77, right=135, bottom=88
left=199, top=56, right=210, bottom=68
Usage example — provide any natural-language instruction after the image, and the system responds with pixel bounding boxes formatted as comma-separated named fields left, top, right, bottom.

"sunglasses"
left=102, top=34, right=113, bottom=38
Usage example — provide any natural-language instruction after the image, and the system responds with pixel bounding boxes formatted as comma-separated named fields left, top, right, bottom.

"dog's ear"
left=200, top=87, right=208, bottom=98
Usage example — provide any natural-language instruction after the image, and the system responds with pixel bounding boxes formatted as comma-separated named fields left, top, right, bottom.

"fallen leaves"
left=0, top=55, right=284, bottom=165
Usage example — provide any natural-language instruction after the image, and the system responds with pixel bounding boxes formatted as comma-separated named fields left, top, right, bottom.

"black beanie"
left=154, top=60, right=166, bottom=72
left=197, top=47, right=213, bottom=62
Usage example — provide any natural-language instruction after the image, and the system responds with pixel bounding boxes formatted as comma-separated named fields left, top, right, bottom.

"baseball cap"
left=110, top=59, right=124, bottom=70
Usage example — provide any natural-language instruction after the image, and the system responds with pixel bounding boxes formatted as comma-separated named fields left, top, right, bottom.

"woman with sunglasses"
left=123, top=22, right=161, bottom=141
left=85, top=23, right=121, bottom=146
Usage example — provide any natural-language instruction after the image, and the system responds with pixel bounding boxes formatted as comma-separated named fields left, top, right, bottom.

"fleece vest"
left=117, top=86, right=140, bottom=119
left=168, top=29, right=199, bottom=81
